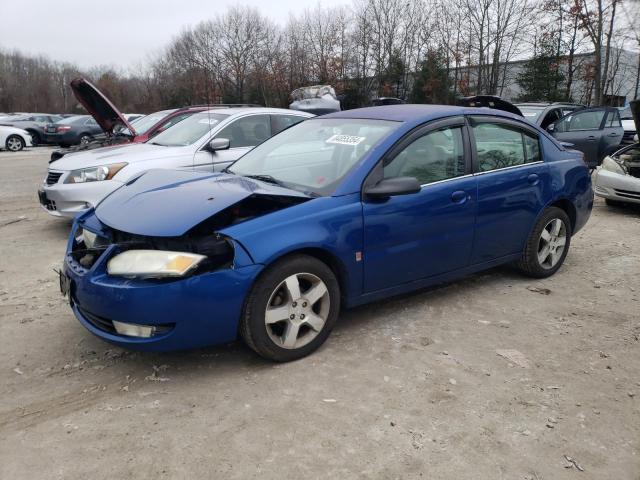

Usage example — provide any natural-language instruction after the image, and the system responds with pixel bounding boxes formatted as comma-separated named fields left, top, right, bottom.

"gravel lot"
left=1, top=148, right=639, bottom=479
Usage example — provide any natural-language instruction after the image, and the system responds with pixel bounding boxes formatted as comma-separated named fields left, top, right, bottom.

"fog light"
left=113, top=320, right=155, bottom=338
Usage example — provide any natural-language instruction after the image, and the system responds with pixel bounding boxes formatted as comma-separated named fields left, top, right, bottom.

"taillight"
left=57, top=126, right=71, bottom=132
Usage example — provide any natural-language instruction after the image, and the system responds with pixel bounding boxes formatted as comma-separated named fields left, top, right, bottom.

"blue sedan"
left=61, top=105, right=593, bottom=361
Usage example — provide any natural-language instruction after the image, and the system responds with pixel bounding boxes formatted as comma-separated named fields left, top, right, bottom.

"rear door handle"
left=451, top=190, right=468, bottom=204
left=587, top=136, right=596, bottom=141
left=608, top=132, right=620, bottom=137
left=527, top=173, right=539, bottom=185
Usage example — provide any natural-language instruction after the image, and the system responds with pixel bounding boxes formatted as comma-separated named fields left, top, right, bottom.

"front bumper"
left=63, top=219, right=261, bottom=351
left=593, top=167, right=640, bottom=204
left=39, top=173, right=123, bottom=218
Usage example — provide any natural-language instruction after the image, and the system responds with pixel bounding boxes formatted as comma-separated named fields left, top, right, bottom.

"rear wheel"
left=240, top=255, right=340, bottom=362
left=517, top=207, right=571, bottom=278
left=79, top=133, right=92, bottom=145
left=5, top=135, right=25, bottom=152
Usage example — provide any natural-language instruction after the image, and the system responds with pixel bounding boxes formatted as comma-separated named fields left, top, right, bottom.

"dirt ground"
left=1, top=148, right=639, bottom=480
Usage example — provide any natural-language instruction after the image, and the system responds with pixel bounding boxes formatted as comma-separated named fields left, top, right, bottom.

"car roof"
left=321, top=104, right=523, bottom=123
left=201, top=107, right=314, bottom=117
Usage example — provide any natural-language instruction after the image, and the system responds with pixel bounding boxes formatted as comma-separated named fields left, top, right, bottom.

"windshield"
left=517, top=106, right=545, bottom=121
left=125, top=109, right=175, bottom=135
left=228, top=118, right=399, bottom=196
left=149, top=112, right=228, bottom=146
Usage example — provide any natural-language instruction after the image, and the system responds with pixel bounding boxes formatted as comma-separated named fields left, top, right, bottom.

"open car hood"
left=95, top=169, right=310, bottom=237
left=70, top=77, right=137, bottom=136
left=459, top=95, right=523, bottom=117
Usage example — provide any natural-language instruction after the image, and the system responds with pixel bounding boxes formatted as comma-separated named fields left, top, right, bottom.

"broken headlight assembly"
left=65, top=162, right=127, bottom=183
left=601, top=156, right=627, bottom=175
left=107, top=250, right=207, bottom=278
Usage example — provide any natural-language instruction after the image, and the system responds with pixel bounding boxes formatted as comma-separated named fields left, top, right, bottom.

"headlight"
left=65, top=163, right=127, bottom=183
left=107, top=250, right=206, bottom=278
left=601, top=156, right=626, bottom=175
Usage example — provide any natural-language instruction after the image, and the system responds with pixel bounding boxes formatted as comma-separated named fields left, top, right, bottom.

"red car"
left=50, top=78, right=250, bottom=162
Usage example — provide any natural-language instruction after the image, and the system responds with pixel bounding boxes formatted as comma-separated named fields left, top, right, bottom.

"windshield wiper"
left=243, top=174, right=286, bottom=187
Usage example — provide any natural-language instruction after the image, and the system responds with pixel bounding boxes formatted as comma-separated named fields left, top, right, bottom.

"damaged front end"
left=594, top=144, right=640, bottom=204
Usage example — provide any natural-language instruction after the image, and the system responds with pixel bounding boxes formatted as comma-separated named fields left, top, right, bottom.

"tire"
left=240, top=255, right=340, bottom=362
left=27, top=130, right=40, bottom=146
left=79, top=133, right=92, bottom=145
left=517, top=207, right=571, bottom=278
left=5, top=135, right=25, bottom=152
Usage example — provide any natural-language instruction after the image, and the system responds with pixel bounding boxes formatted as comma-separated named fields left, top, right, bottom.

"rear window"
left=57, top=116, right=88, bottom=125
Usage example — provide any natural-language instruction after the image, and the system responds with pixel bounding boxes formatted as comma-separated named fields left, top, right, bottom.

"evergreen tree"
left=409, top=51, right=453, bottom=104
left=516, top=36, right=569, bottom=102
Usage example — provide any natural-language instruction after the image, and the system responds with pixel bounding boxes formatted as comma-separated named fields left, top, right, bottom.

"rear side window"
left=384, top=126, right=466, bottom=184
left=606, top=110, right=621, bottom=128
left=271, top=115, right=306, bottom=135
left=215, top=115, right=271, bottom=148
left=472, top=122, right=540, bottom=171
left=555, top=110, right=605, bottom=132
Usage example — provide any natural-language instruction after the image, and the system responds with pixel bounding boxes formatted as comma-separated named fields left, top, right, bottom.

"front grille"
left=46, top=171, right=63, bottom=185
left=76, top=306, right=117, bottom=334
left=614, top=188, right=640, bottom=200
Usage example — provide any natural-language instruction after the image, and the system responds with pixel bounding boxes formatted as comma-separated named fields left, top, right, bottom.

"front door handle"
left=608, top=132, right=620, bottom=137
left=451, top=190, right=468, bottom=204
left=587, top=136, right=596, bottom=141
left=527, top=173, right=539, bottom=185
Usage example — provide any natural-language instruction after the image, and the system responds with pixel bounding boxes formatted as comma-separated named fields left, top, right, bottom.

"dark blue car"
left=61, top=105, right=593, bottom=361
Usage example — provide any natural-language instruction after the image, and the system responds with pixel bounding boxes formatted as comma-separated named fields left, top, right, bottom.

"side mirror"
left=364, top=176, right=421, bottom=199
left=207, top=138, right=230, bottom=152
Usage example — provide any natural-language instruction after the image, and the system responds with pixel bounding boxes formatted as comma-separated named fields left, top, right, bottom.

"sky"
left=0, top=0, right=348, bottom=71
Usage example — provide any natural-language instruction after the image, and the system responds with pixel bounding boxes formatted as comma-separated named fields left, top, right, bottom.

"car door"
left=550, top=108, right=608, bottom=167
left=362, top=117, right=477, bottom=292
left=193, top=114, right=271, bottom=172
left=540, top=108, right=562, bottom=130
left=601, top=108, right=624, bottom=155
left=468, top=116, right=551, bottom=264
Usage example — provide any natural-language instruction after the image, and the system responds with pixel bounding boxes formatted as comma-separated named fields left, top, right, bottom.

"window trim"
left=466, top=115, right=544, bottom=174
left=362, top=116, right=471, bottom=196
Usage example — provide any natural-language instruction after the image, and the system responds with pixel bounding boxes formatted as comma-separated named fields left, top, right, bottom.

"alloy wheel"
left=537, top=218, right=567, bottom=269
left=6, top=136, right=23, bottom=151
left=264, top=272, right=330, bottom=349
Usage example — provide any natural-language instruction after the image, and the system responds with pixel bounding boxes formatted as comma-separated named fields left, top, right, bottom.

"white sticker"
left=326, top=134, right=365, bottom=146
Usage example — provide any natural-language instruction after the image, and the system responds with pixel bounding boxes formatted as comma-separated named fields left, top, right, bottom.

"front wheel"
left=79, top=134, right=92, bottom=145
left=5, top=135, right=25, bottom=152
left=240, top=255, right=340, bottom=362
left=517, top=207, right=571, bottom=278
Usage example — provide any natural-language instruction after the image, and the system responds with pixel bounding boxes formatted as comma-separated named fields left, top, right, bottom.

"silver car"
left=39, top=108, right=313, bottom=217
left=593, top=100, right=640, bottom=206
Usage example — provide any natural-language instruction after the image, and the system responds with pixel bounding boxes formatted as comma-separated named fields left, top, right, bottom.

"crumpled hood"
left=71, top=77, right=136, bottom=136
left=49, top=143, right=182, bottom=171
left=95, top=169, right=310, bottom=237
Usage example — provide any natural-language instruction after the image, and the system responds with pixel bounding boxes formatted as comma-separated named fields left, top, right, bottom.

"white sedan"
left=593, top=143, right=640, bottom=205
left=39, top=107, right=312, bottom=217
left=0, top=126, right=33, bottom=152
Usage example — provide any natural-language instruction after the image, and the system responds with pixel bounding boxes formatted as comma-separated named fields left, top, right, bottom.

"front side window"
left=384, top=126, right=466, bottom=184
left=555, top=110, right=605, bottom=132
left=271, top=115, right=307, bottom=135
left=215, top=115, right=271, bottom=148
left=228, top=118, right=399, bottom=196
left=472, top=122, right=540, bottom=171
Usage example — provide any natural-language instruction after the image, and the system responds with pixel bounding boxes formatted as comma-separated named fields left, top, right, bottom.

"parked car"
left=515, top=102, right=584, bottom=129
left=547, top=107, right=624, bottom=168
left=125, top=113, right=145, bottom=123
left=289, top=85, right=341, bottom=115
left=619, top=106, right=637, bottom=144
left=371, top=97, right=405, bottom=106
left=49, top=78, right=265, bottom=162
left=43, top=115, right=104, bottom=147
left=593, top=100, right=640, bottom=205
left=39, top=108, right=313, bottom=218
left=59, top=104, right=593, bottom=361
left=0, top=113, right=63, bottom=145
left=0, top=126, right=33, bottom=151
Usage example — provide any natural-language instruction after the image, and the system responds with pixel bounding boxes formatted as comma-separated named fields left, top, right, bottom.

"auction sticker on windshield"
left=326, top=134, right=365, bottom=146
